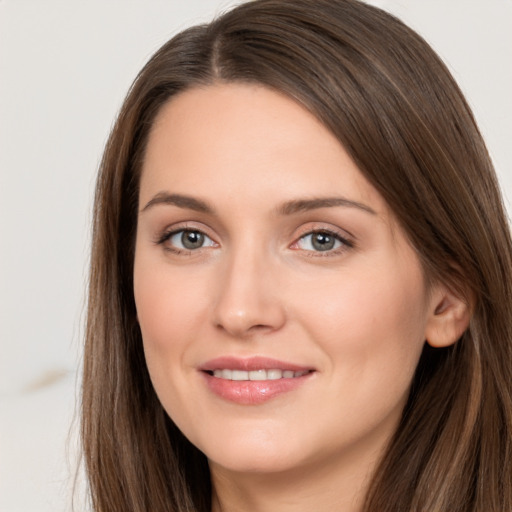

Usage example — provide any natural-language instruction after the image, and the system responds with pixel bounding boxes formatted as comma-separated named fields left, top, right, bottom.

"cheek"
left=288, top=261, right=429, bottom=452
left=133, top=255, right=211, bottom=382
left=297, top=258, right=429, bottom=390
left=133, top=257, right=217, bottom=435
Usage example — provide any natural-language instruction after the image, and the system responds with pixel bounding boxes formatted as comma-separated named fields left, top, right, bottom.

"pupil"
left=312, top=232, right=335, bottom=251
left=182, top=231, right=204, bottom=249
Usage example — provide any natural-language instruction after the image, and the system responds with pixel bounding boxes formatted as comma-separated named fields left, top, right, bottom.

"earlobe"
left=425, top=287, right=472, bottom=348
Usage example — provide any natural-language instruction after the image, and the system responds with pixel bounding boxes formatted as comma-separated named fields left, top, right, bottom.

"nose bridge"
left=212, top=236, right=285, bottom=337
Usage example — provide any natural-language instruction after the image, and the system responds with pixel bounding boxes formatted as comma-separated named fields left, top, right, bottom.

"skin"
left=133, top=83, right=468, bottom=512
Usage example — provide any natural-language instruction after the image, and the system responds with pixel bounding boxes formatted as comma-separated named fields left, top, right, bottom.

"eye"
left=165, top=229, right=216, bottom=251
left=295, top=230, right=349, bottom=252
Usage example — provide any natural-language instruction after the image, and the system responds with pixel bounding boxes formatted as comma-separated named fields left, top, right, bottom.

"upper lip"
left=199, top=356, right=314, bottom=372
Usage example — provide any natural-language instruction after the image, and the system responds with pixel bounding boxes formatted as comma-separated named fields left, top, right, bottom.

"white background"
left=0, top=1, right=510, bottom=510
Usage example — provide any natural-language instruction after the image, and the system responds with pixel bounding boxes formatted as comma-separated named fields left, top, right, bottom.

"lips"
left=199, top=356, right=315, bottom=405
left=211, top=368, right=311, bottom=380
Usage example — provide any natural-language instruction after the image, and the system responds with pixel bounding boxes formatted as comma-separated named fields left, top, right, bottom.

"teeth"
left=211, top=369, right=309, bottom=380
left=267, top=369, right=282, bottom=380
left=232, top=370, right=249, bottom=381
left=249, top=369, right=267, bottom=381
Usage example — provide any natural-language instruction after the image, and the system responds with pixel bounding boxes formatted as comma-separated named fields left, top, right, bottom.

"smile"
left=210, top=369, right=312, bottom=380
left=200, top=357, right=315, bottom=405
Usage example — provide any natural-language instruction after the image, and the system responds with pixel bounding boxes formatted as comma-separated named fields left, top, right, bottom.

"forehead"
left=140, top=83, right=387, bottom=216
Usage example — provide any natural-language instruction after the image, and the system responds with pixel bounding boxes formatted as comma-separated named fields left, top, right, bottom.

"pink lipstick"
left=199, top=356, right=315, bottom=405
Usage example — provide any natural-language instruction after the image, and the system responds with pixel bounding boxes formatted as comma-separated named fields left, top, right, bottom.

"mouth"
left=205, top=368, right=313, bottom=380
left=199, top=356, right=316, bottom=405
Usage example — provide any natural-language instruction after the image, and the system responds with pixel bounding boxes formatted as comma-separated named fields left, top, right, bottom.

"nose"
left=212, top=246, right=286, bottom=339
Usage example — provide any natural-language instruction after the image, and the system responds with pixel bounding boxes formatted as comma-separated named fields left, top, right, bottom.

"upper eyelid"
left=156, top=222, right=216, bottom=241
left=294, top=230, right=352, bottom=247
left=167, top=228, right=214, bottom=240
left=299, top=230, right=345, bottom=240
left=292, top=223, right=355, bottom=241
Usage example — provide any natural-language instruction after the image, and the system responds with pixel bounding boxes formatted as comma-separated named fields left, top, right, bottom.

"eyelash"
left=291, top=229, right=354, bottom=257
left=155, top=227, right=354, bottom=256
left=155, top=226, right=217, bottom=255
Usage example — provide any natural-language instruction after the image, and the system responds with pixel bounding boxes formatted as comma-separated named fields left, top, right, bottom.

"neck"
left=209, top=445, right=382, bottom=512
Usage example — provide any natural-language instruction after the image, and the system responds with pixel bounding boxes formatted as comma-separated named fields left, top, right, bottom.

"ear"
left=425, top=284, right=472, bottom=348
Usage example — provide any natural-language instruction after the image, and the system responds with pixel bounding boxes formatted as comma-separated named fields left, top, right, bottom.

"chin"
left=198, top=430, right=306, bottom=474
left=207, top=451, right=302, bottom=475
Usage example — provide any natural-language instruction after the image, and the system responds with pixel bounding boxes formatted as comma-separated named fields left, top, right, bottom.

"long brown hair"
left=82, top=1, right=512, bottom=510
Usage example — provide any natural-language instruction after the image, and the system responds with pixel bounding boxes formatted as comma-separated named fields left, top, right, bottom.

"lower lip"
left=201, top=372, right=313, bottom=405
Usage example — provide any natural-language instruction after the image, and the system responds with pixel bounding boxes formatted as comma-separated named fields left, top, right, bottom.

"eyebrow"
left=277, top=197, right=376, bottom=216
left=141, top=192, right=215, bottom=214
left=140, top=192, right=376, bottom=216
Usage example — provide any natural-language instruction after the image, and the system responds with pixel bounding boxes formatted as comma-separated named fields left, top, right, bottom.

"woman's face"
left=134, top=83, right=441, bottom=477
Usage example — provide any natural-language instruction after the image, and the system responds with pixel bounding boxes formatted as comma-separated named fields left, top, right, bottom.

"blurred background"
left=1, top=1, right=510, bottom=510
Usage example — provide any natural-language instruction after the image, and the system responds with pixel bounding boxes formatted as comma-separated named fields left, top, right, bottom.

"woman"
left=81, top=0, right=512, bottom=510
